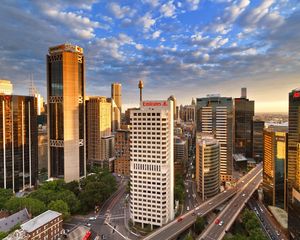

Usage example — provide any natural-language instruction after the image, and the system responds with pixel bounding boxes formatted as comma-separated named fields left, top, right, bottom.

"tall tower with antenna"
left=138, top=80, right=144, bottom=102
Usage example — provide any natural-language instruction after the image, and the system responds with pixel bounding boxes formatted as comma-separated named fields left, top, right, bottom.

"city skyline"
left=0, top=1, right=299, bottom=113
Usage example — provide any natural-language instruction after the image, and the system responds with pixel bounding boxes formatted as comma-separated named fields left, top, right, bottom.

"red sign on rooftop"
left=293, top=92, right=300, bottom=98
left=143, top=101, right=168, bottom=107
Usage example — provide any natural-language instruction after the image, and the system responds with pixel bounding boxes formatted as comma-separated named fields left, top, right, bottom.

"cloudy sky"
left=0, top=0, right=299, bottom=112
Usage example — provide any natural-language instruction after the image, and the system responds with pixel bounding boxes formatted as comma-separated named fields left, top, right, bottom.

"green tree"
left=48, top=200, right=70, bottom=220
left=0, top=188, right=13, bottom=210
left=5, top=197, right=46, bottom=217
left=184, top=233, right=194, bottom=240
left=0, top=232, right=8, bottom=240
left=245, top=218, right=260, bottom=233
left=248, top=229, right=268, bottom=240
left=65, top=180, right=80, bottom=196
left=194, top=216, right=206, bottom=234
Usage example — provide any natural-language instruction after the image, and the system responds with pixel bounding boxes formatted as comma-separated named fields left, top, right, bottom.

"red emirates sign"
left=293, top=92, right=300, bottom=98
left=143, top=101, right=168, bottom=107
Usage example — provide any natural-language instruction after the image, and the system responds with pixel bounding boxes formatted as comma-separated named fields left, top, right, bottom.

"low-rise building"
left=20, top=210, right=63, bottom=240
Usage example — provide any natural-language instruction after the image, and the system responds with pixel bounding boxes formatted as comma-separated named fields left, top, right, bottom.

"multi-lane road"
left=198, top=164, right=263, bottom=240
left=144, top=164, right=263, bottom=240
left=248, top=198, right=288, bottom=240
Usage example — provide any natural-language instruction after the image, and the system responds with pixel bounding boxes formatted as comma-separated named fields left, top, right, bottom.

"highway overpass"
left=198, top=166, right=262, bottom=240
left=143, top=164, right=262, bottom=240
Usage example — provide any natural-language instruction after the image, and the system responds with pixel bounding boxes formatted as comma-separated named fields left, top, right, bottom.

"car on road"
left=89, top=216, right=96, bottom=221
left=219, top=220, right=224, bottom=226
left=242, top=180, right=244, bottom=183
left=86, top=223, right=92, bottom=227
left=242, top=193, right=246, bottom=197
left=197, top=212, right=201, bottom=216
left=215, top=219, right=220, bottom=225
left=187, top=206, right=190, bottom=211
left=177, top=217, right=184, bottom=222
left=209, top=202, right=212, bottom=205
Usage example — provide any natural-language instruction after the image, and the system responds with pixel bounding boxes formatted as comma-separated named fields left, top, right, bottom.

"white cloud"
left=142, top=0, right=160, bottom=7
left=224, top=0, right=250, bottom=23
left=44, top=9, right=100, bottom=39
left=209, top=36, right=228, bottom=48
left=160, top=1, right=176, bottom=17
left=109, top=2, right=136, bottom=19
left=135, top=44, right=144, bottom=50
left=203, top=53, right=210, bottom=62
left=138, top=13, right=156, bottom=31
left=118, top=33, right=132, bottom=44
left=152, top=30, right=162, bottom=39
left=186, top=0, right=200, bottom=11
left=244, top=0, right=274, bottom=25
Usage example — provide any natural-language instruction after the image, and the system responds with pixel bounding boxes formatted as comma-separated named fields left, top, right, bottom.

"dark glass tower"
left=288, top=88, right=300, bottom=239
left=252, top=120, right=265, bottom=162
left=47, top=44, right=85, bottom=182
left=0, top=95, right=38, bottom=192
left=234, top=88, right=254, bottom=157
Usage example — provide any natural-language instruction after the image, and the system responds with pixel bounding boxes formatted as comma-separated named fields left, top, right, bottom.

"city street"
left=248, top=198, right=288, bottom=240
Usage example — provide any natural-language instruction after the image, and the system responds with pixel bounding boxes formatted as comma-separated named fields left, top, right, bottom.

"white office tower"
left=130, top=100, right=174, bottom=229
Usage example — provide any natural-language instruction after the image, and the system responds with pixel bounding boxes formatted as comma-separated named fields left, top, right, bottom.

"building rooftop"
left=233, top=154, right=248, bottom=162
left=21, top=210, right=61, bottom=233
left=0, top=208, right=30, bottom=233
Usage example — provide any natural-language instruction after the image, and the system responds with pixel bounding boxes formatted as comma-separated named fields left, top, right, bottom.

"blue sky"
left=0, top=0, right=300, bottom=112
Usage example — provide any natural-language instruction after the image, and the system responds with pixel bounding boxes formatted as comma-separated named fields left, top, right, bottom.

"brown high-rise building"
left=262, top=126, right=287, bottom=210
left=111, top=83, right=122, bottom=131
left=0, top=95, right=38, bottom=192
left=288, top=88, right=300, bottom=239
left=86, top=96, right=112, bottom=167
left=114, top=129, right=130, bottom=176
left=47, top=44, right=86, bottom=182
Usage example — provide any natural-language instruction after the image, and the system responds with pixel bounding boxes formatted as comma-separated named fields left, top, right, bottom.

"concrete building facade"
left=196, top=95, right=233, bottom=182
left=114, top=129, right=130, bottom=176
left=130, top=100, right=174, bottom=228
left=47, top=43, right=86, bottom=182
left=86, top=96, right=112, bottom=167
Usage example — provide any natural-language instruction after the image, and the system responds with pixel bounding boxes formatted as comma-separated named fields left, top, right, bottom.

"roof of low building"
left=21, top=210, right=61, bottom=233
left=0, top=208, right=30, bottom=233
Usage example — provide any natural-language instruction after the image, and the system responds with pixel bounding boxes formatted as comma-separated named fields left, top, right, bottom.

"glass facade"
left=0, top=95, right=38, bottom=192
left=234, top=98, right=254, bottom=157
left=262, top=128, right=286, bottom=209
left=288, top=89, right=300, bottom=239
left=252, top=120, right=264, bottom=162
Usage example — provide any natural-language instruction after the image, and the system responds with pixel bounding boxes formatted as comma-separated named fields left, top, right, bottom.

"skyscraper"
left=0, top=80, right=13, bottom=95
left=130, top=100, right=174, bottom=228
left=47, top=44, right=85, bottom=182
left=0, top=95, right=38, bottom=192
left=195, top=133, right=220, bottom=200
left=86, top=96, right=112, bottom=167
left=262, top=126, right=287, bottom=209
left=252, top=120, right=265, bottom=162
left=196, top=95, right=233, bottom=182
left=111, top=83, right=122, bottom=131
left=234, top=88, right=254, bottom=157
left=288, top=88, right=300, bottom=239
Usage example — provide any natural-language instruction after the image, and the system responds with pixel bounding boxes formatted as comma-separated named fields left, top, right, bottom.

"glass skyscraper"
left=288, top=88, right=300, bottom=239
left=47, top=44, right=85, bottom=182
left=234, top=88, right=254, bottom=158
left=262, top=126, right=287, bottom=209
left=0, top=95, right=38, bottom=192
